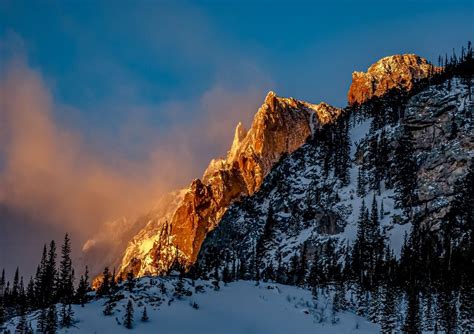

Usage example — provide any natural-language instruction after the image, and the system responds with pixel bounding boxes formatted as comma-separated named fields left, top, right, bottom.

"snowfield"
left=4, top=277, right=379, bottom=333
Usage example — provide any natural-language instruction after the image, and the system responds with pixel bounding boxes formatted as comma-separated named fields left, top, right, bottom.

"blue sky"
left=1, top=1, right=473, bottom=131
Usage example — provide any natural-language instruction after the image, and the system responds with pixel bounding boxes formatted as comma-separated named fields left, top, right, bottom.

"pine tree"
left=379, top=200, right=385, bottom=218
left=393, top=126, right=417, bottom=214
left=0, top=269, right=5, bottom=297
left=256, top=207, right=276, bottom=259
left=356, top=164, right=367, bottom=197
left=125, top=271, right=134, bottom=292
left=449, top=115, right=458, bottom=139
left=174, top=277, right=187, bottom=298
left=352, top=200, right=370, bottom=284
left=15, top=307, right=27, bottom=334
left=76, top=276, right=87, bottom=307
left=45, top=304, right=57, bottom=334
left=238, top=257, right=247, bottom=280
left=103, top=299, right=114, bottom=316
left=110, top=268, right=117, bottom=293
left=35, top=245, right=48, bottom=308
left=459, top=278, right=473, bottom=333
left=97, top=267, right=111, bottom=296
left=403, top=288, right=421, bottom=334
left=58, top=234, right=74, bottom=304
left=123, top=299, right=134, bottom=329
left=59, top=303, right=74, bottom=328
left=25, top=277, right=35, bottom=311
left=222, top=262, right=231, bottom=284
left=296, top=242, right=308, bottom=286
left=368, top=285, right=382, bottom=323
left=355, top=283, right=367, bottom=317
left=44, top=241, right=57, bottom=306
left=308, top=252, right=320, bottom=288
left=332, top=282, right=347, bottom=312
left=141, top=306, right=149, bottom=322
left=274, top=251, right=286, bottom=284
left=422, top=290, right=435, bottom=331
left=438, top=289, right=458, bottom=334
left=36, top=308, right=47, bottom=333
left=0, top=298, right=5, bottom=326
left=11, top=267, right=19, bottom=306
left=380, top=282, right=397, bottom=333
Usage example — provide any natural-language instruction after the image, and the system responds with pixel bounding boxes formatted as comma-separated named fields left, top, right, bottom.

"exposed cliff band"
left=118, top=92, right=342, bottom=277
left=348, top=54, right=440, bottom=105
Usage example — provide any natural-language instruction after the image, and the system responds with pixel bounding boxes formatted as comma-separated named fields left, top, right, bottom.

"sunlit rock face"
left=348, top=54, right=439, bottom=105
left=117, top=91, right=343, bottom=277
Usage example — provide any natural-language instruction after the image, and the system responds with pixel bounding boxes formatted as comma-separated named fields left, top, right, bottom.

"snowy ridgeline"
left=3, top=276, right=379, bottom=334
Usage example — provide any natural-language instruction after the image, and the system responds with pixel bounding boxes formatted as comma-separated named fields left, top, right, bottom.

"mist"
left=0, top=54, right=266, bottom=278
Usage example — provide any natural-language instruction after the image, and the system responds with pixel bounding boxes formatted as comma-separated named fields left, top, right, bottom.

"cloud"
left=0, top=45, right=270, bottom=275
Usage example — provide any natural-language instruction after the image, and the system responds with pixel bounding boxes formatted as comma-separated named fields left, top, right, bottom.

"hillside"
left=2, top=277, right=379, bottom=334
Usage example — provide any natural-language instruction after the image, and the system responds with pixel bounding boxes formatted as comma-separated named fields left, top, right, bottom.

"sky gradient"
left=0, top=0, right=473, bottom=277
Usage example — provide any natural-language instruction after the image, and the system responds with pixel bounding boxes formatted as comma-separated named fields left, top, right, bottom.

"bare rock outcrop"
left=117, top=92, right=343, bottom=277
left=348, top=54, right=439, bottom=105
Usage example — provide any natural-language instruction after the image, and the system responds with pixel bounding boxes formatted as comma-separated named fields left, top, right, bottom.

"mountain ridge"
left=87, top=53, right=451, bottom=281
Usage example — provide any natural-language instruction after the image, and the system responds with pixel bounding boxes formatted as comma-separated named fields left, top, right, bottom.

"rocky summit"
left=117, top=92, right=342, bottom=277
left=348, top=54, right=439, bottom=105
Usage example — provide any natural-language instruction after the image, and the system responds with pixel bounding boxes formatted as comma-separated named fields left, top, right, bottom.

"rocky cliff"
left=117, top=92, right=342, bottom=276
left=348, top=54, right=439, bottom=105
left=198, top=75, right=473, bottom=277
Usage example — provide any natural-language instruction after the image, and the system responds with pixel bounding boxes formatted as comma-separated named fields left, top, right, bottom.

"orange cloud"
left=0, top=54, right=267, bottom=273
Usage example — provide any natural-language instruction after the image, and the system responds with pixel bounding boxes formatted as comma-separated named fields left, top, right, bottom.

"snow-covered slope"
left=3, top=277, right=379, bottom=334
left=198, top=76, right=473, bottom=272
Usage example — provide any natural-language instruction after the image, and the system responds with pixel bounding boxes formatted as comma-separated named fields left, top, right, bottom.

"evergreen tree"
left=103, top=299, right=114, bottom=316
left=45, top=304, right=57, bottom=334
left=34, top=246, right=48, bottom=308
left=123, top=299, right=134, bottom=329
left=393, top=126, right=417, bottom=214
left=174, top=277, right=187, bottom=298
left=356, top=165, right=367, bottom=198
left=307, top=252, right=320, bottom=288
left=36, top=308, right=47, bottom=333
left=403, top=288, right=421, bottom=334
left=355, top=283, right=367, bottom=317
left=449, top=115, right=458, bottom=139
left=274, top=252, right=286, bottom=284
left=59, top=303, right=74, bottom=328
left=222, top=262, right=231, bottom=285
left=25, top=277, right=35, bottom=312
left=256, top=207, right=276, bottom=259
left=125, top=271, right=134, bottom=292
left=380, top=282, right=397, bottom=333
left=75, top=276, right=87, bottom=307
left=15, top=307, right=27, bottom=334
left=296, top=242, right=308, bottom=286
left=75, top=266, right=90, bottom=307
left=422, top=290, right=435, bottom=331
left=11, top=267, right=19, bottom=306
left=367, top=286, right=382, bottom=323
left=0, top=269, right=5, bottom=297
left=332, top=282, right=347, bottom=312
left=438, top=289, right=458, bottom=334
left=43, top=241, right=58, bottom=307
left=238, top=257, right=247, bottom=280
left=141, top=306, right=149, bottom=322
left=97, top=267, right=111, bottom=296
left=0, top=298, right=5, bottom=327
left=459, top=278, right=473, bottom=333
left=58, top=234, right=74, bottom=304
